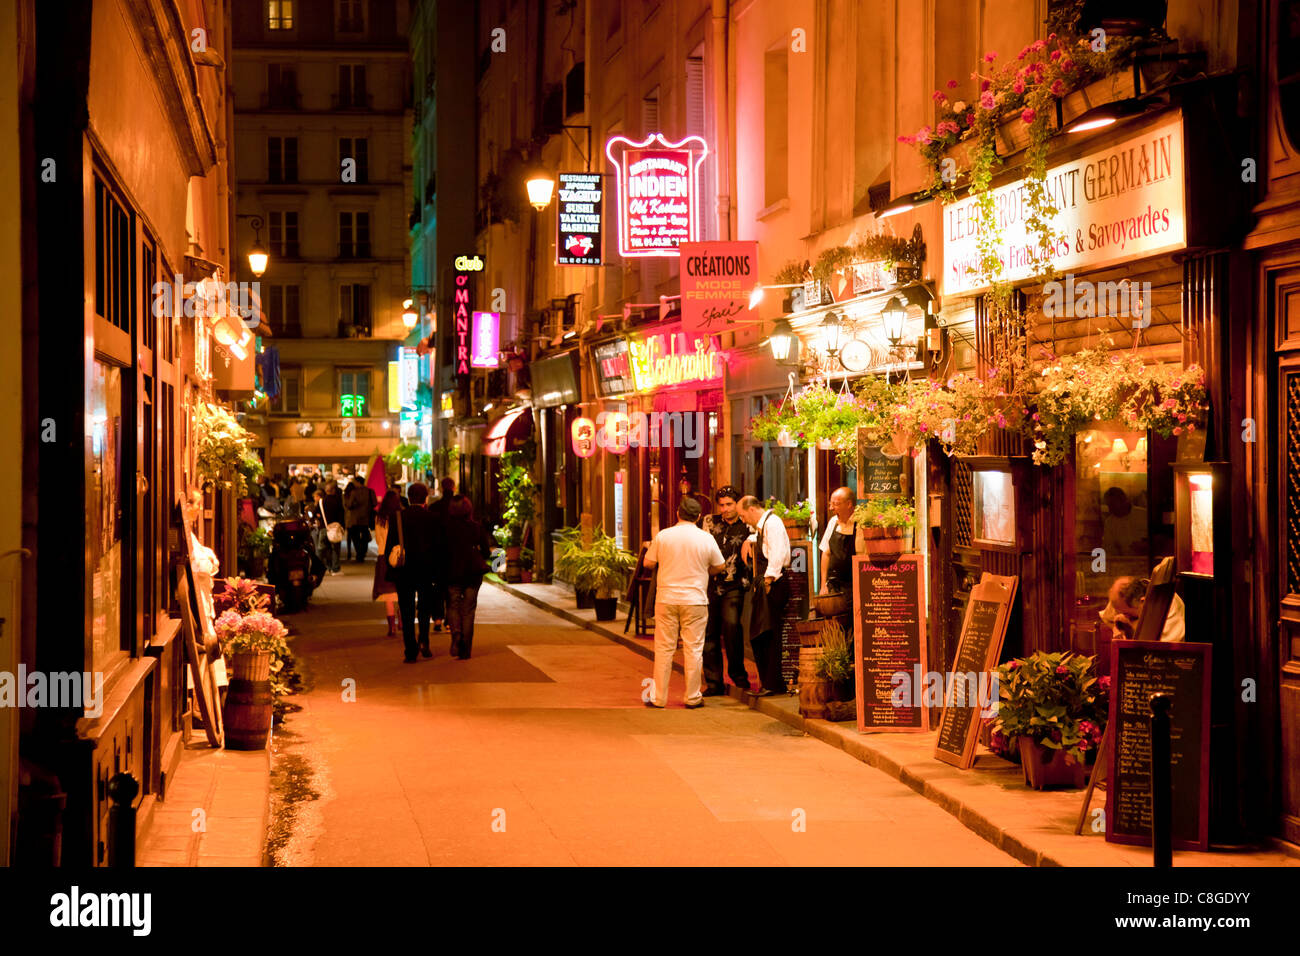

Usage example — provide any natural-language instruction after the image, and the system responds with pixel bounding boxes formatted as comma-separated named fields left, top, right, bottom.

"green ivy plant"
left=493, top=450, right=537, bottom=549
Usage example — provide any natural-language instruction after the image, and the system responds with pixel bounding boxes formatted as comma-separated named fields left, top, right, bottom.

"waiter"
left=819, top=486, right=858, bottom=598
left=738, top=495, right=790, bottom=697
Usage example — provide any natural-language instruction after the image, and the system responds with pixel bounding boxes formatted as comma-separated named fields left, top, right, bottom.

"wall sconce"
left=820, top=310, right=843, bottom=357
left=525, top=169, right=556, bottom=210
left=768, top=318, right=797, bottom=365
left=882, top=296, right=907, bottom=345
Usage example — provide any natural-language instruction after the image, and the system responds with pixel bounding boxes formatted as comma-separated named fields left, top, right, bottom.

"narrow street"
left=266, top=561, right=1017, bottom=867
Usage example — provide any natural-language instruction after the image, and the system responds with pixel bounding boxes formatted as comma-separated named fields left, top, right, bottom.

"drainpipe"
left=711, top=0, right=730, bottom=240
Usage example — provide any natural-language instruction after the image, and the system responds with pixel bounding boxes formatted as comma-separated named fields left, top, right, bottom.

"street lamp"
left=769, top=318, right=797, bottom=365
left=820, top=310, right=843, bottom=357
left=237, top=214, right=269, bottom=277
left=525, top=170, right=556, bottom=210
left=882, top=296, right=907, bottom=345
left=402, top=297, right=418, bottom=329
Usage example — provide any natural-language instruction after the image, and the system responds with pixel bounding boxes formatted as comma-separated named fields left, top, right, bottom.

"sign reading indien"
left=605, top=134, right=708, bottom=257
left=941, top=112, right=1187, bottom=297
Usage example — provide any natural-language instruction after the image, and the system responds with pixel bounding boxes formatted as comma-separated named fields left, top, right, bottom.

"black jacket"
left=383, top=503, right=444, bottom=584
left=320, top=490, right=345, bottom=525
left=445, top=516, right=493, bottom=588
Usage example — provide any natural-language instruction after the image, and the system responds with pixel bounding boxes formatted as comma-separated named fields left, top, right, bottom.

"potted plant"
left=572, top=533, right=636, bottom=621
left=815, top=617, right=856, bottom=703
left=553, top=529, right=596, bottom=607
left=237, top=526, right=272, bottom=580
left=520, top=547, right=534, bottom=583
left=766, top=498, right=811, bottom=540
left=493, top=450, right=537, bottom=583
left=852, top=498, right=916, bottom=556
left=991, top=651, right=1107, bottom=790
left=194, top=401, right=257, bottom=492
left=214, top=608, right=290, bottom=750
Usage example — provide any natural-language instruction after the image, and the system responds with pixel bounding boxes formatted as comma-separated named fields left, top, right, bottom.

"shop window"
left=267, top=0, right=294, bottom=30
left=338, top=137, right=369, bottom=183
left=971, top=468, right=1016, bottom=547
left=269, top=210, right=299, bottom=258
left=90, top=361, right=127, bottom=678
left=268, top=136, right=299, bottom=183
left=338, top=211, right=371, bottom=258
left=338, top=369, right=370, bottom=417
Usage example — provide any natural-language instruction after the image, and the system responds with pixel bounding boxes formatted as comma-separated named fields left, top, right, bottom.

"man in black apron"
left=702, top=486, right=752, bottom=695
left=818, top=486, right=857, bottom=634
left=738, top=495, right=790, bottom=696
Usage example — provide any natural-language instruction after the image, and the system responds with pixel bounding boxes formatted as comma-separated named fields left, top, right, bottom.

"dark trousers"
left=703, top=589, right=750, bottom=691
left=446, top=584, right=480, bottom=658
left=396, top=579, right=435, bottom=658
left=750, top=577, right=790, bottom=692
left=347, top=525, right=370, bottom=561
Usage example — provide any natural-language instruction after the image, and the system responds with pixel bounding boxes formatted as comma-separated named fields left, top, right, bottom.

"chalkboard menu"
left=1105, top=640, right=1211, bottom=851
left=934, top=574, right=1018, bottom=769
left=857, top=436, right=908, bottom=496
left=779, top=543, right=810, bottom=684
left=853, top=554, right=928, bottom=732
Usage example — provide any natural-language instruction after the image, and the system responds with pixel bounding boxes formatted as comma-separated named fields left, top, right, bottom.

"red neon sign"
left=453, top=274, right=471, bottom=378
left=605, top=133, right=709, bottom=258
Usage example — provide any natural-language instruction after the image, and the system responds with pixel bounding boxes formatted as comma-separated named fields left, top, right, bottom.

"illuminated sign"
left=340, top=393, right=365, bottom=417
left=471, top=311, right=500, bottom=368
left=941, top=112, right=1186, bottom=297
left=387, top=360, right=400, bottom=413
left=680, top=241, right=758, bottom=337
left=628, top=330, right=725, bottom=392
left=439, top=392, right=454, bottom=418
left=605, top=133, right=708, bottom=258
left=401, top=347, right=419, bottom=408
left=592, top=338, right=634, bottom=396
left=556, top=172, right=603, bottom=265
left=454, top=255, right=485, bottom=271
left=571, top=417, right=597, bottom=458
left=452, top=256, right=478, bottom=388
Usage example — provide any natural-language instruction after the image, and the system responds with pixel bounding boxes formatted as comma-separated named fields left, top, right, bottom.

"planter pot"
left=1018, top=737, right=1087, bottom=790
left=812, top=592, right=850, bottom=620
left=831, top=677, right=856, bottom=703
left=593, top=596, right=618, bottom=621
left=520, top=570, right=533, bottom=583
left=225, top=651, right=273, bottom=751
left=574, top=588, right=596, bottom=609
left=797, top=645, right=831, bottom=719
left=783, top=518, right=808, bottom=540
left=857, top=526, right=904, bottom=558
left=505, top=545, right=522, bottom=583
left=795, top=620, right=825, bottom=647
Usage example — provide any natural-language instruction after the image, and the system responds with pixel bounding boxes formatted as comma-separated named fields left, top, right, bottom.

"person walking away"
left=319, top=481, right=345, bottom=573
left=382, top=481, right=443, bottom=662
left=372, top=489, right=402, bottom=636
left=642, top=497, right=725, bottom=709
left=344, top=477, right=373, bottom=562
left=738, top=495, right=791, bottom=696
left=818, top=486, right=858, bottom=632
left=427, top=476, right=457, bottom=633
left=443, top=495, right=493, bottom=659
left=701, top=485, right=753, bottom=695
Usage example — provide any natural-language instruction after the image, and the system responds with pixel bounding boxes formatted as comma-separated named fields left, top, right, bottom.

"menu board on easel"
left=934, top=573, right=1018, bottom=769
left=779, top=543, right=811, bottom=685
left=857, top=434, right=909, bottom=497
left=853, top=553, right=928, bottom=732
left=1105, top=640, right=1211, bottom=851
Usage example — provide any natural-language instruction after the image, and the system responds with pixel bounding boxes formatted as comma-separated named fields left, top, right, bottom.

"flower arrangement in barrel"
left=990, top=651, right=1110, bottom=765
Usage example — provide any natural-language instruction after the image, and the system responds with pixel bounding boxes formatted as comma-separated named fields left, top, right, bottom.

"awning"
left=483, top=407, right=533, bottom=457
left=268, top=437, right=398, bottom=464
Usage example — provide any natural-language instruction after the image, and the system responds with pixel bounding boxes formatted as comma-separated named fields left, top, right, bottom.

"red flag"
left=365, top=454, right=388, bottom=499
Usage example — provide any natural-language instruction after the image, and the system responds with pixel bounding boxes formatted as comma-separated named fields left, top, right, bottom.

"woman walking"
left=318, top=481, right=345, bottom=573
left=372, top=489, right=402, bottom=636
left=443, top=495, right=493, bottom=659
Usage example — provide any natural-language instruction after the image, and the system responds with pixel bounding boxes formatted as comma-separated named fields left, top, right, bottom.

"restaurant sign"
left=452, top=255, right=481, bottom=389
left=556, top=172, right=603, bottom=265
left=941, top=112, right=1186, bottom=297
left=679, top=240, right=758, bottom=338
left=628, top=329, right=725, bottom=392
left=605, top=133, right=708, bottom=257
left=593, top=338, right=635, bottom=397
left=471, top=311, right=499, bottom=368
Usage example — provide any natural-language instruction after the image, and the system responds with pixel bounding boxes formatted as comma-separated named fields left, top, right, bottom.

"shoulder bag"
left=388, top=510, right=406, bottom=568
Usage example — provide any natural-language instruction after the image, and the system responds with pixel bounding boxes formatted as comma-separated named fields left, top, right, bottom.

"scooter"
left=268, top=518, right=325, bottom=613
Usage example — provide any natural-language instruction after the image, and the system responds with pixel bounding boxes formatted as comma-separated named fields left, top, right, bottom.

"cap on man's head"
left=678, top=497, right=702, bottom=521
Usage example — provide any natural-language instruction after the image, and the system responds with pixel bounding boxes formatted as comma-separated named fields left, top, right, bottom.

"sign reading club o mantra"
left=605, top=133, right=708, bottom=257
left=452, top=255, right=482, bottom=387
left=941, top=112, right=1187, bottom=297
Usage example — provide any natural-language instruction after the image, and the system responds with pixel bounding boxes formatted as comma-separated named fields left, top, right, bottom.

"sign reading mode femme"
left=679, top=240, right=758, bottom=338
left=941, top=112, right=1187, bottom=297
left=605, top=133, right=708, bottom=257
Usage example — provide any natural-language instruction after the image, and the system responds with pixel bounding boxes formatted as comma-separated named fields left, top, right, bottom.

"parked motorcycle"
left=268, top=518, right=325, bottom=613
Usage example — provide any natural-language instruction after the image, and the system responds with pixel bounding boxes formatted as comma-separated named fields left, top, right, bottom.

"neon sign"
left=628, top=331, right=725, bottom=392
left=471, top=311, right=500, bottom=368
left=340, top=393, right=365, bottom=417
left=605, top=133, right=708, bottom=258
left=452, top=256, right=478, bottom=387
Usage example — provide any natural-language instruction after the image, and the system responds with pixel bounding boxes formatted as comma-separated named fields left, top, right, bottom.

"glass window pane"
left=91, top=361, right=125, bottom=676
left=1074, top=424, right=1150, bottom=601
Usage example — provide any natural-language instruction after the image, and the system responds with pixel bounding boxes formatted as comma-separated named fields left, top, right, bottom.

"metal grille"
left=1288, top=373, right=1300, bottom=595
left=953, top=460, right=973, bottom=548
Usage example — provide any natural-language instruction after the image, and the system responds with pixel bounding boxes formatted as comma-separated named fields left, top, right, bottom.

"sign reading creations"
left=941, top=112, right=1187, bottom=297
left=605, top=133, right=708, bottom=257
left=556, top=172, right=603, bottom=265
left=679, top=240, right=758, bottom=338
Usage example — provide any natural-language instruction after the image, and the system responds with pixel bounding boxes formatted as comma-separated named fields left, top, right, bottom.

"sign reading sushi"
left=605, top=133, right=708, bottom=258
left=556, top=172, right=603, bottom=265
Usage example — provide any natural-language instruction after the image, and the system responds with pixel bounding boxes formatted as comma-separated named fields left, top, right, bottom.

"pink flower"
left=1050, top=79, right=1065, bottom=96
left=1163, top=398, right=1178, bottom=409
left=1021, top=107, right=1036, bottom=124
left=937, top=120, right=959, bottom=136
left=1048, top=32, right=1057, bottom=41
left=947, top=79, right=958, bottom=89
left=980, top=91, right=995, bottom=110
left=1056, top=665, right=1069, bottom=675
left=897, top=134, right=914, bottom=144
left=1050, top=49, right=1062, bottom=62
left=1062, top=58, right=1075, bottom=72
left=1009, top=660, right=1021, bottom=670
left=984, top=51, right=998, bottom=63
left=915, top=126, right=933, bottom=144
left=980, top=79, right=991, bottom=92
left=933, top=89, right=947, bottom=102
left=1177, top=413, right=1187, bottom=422
left=1012, top=78, right=1025, bottom=94
left=1173, top=426, right=1183, bottom=435
left=966, top=112, right=975, bottom=125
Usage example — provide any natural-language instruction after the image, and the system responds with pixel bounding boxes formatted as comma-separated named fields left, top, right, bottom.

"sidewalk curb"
left=489, top=576, right=1064, bottom=867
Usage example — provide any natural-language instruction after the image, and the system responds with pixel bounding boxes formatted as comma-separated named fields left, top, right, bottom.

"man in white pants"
left=643, top=496, right=726, bottom=709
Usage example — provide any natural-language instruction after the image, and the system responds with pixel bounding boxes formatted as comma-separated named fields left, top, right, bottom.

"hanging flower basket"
left=776, top=429, right=797, bottom=448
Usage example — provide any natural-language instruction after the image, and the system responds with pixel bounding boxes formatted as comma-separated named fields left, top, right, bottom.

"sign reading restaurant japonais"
left=941, top=112, right=1187, bottom=297
left=679, top=240, right=758, bottom=338
left=605, top=133, right=708, bottom=257
left=556, top=172, right=603, bottom=265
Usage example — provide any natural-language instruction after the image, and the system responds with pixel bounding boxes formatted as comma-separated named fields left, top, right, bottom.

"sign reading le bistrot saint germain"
left=941, top=112, right=1187, bottom=297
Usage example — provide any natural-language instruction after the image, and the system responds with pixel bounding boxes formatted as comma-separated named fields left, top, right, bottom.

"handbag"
left=388, top=510, right=406, bottom=568
left=326, top=522, right=345, bottom=544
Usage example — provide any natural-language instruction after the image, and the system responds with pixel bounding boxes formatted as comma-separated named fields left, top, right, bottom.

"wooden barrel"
left=224, top=677, right=273, bottom=750
left=797, top=645, right=831, bottom=719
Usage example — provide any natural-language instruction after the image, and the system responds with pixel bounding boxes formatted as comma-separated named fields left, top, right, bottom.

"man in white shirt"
left=643, top=496, right=726, bottom=709
left=1100, top=575, right=1187, bottom=642
left=819, top=486, right=858, bottom=596
left=738, top=495, right=792, bottom=696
